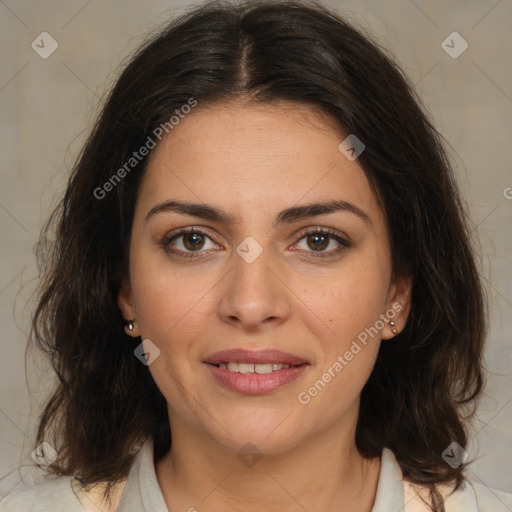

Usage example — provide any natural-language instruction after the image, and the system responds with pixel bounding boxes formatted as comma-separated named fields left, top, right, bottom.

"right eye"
left=161, top=227, right=221, bottom=259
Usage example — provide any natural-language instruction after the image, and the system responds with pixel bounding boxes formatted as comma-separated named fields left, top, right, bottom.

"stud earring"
left=389, top=320, right=397, bottom=334
left=126, top=319, right=135, bottom=332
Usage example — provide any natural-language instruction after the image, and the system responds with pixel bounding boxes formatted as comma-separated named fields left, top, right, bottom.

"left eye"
left=294, top=228, right=350, bottom=257
left=161, top=227, right=350, bottom=259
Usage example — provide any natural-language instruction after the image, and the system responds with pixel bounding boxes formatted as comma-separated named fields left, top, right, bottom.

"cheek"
left=300, top=250, right=389, bottom=410
left=297, top=344, right=379, bottom=428
left=297, top=267, right=385, bottom=414
left=133, top=276, right=209, bottom=344
left=299, top=249, right=390, bottom=348
left=128, top=244, right=214, bottom=345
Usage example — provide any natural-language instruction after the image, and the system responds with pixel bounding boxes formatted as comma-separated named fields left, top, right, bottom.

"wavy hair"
left=31, top=1, right=486, bottom=510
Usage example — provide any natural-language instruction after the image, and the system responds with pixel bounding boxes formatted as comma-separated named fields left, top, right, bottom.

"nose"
left=217, top=245, right=291, bottom=332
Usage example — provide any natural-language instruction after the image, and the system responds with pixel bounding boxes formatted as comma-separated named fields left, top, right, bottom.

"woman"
left=1, top=1, right=511, bottom=511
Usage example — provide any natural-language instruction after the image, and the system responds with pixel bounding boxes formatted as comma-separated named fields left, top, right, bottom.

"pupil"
left=309, top=234, right=327, bottom=251
left=185, top=232, right=204, bottom=250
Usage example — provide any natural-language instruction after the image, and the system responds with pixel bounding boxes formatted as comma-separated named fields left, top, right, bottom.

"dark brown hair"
left=31, top=1, right=486, bottom=510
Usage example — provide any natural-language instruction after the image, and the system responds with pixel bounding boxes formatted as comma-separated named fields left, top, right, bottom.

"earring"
left=126, top=319, right=135, bottom=332
left=389, top=320, right=397, bottom=334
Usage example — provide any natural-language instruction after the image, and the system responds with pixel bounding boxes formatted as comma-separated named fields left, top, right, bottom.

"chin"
left=205, top=412, right=305, bottom=456
left=217, top=431, right=301, bottom=459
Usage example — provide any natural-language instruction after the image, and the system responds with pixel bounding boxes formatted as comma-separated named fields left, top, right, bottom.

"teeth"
left=238, top=363, right=255, bottom=374
left=227, top=362, right=239, bottom=372
left=217, top=362, right=293, bottom=373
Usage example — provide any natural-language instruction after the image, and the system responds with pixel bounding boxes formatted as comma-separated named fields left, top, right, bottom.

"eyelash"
left=160, top=227, right=351, bottom=260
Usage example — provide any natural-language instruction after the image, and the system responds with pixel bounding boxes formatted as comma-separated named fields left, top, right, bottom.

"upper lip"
left=203, top=349, right=308, bottom=365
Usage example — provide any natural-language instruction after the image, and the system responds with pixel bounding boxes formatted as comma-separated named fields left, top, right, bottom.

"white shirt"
left=1, top=436, right=511, bottom=511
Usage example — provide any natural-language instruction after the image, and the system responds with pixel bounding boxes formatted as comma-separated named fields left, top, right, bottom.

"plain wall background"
left=1, top=0, right=511, bottom=499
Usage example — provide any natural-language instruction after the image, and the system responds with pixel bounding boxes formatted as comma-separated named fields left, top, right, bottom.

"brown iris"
left=182, top=231, right=206, bottom=251
left=307, top=233, right=329, bottom=251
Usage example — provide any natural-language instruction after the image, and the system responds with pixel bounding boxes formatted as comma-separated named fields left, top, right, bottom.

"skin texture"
left=118, top=100, right=411, bottom=512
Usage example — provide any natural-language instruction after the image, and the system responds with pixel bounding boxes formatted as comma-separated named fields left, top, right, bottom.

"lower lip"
left=203, top=363, right=308, bottom=395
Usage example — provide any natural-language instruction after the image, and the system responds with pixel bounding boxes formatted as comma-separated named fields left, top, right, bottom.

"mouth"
left=206, top=362, right=307, bottom=374
left=203, top=348, right=308, bottom=366
left=203, top=348, right=309, bottom=394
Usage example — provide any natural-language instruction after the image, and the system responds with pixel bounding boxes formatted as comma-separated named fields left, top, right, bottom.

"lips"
left=203, top=348, right=310, bottom=394
left=203, top=348, right=308, bottom=366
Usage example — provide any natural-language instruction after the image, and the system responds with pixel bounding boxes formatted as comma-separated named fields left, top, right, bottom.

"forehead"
left=138, top=101, right=384, bottom=229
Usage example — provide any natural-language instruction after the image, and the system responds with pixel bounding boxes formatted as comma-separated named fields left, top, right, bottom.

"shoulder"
left=0, top=476, right=125, bottom=512
left=403, top=478, right=512, bottom=512
left=0, top=437, right=146, bottom=512
left=0, top=476, right=77, bottom=512
left=469, top=481, right=512, bottom=512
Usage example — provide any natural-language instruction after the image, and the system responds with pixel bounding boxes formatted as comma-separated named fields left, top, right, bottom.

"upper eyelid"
left=164, top=226, right=349, bottom=249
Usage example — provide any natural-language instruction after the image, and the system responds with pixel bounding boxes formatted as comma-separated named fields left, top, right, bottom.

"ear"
left=117, top=277, right=140, bottom=337
left=382, top=271, right=412, bottom=340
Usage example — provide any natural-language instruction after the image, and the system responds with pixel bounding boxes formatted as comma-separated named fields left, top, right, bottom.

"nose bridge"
left=217, top=238, right=289, bottom=327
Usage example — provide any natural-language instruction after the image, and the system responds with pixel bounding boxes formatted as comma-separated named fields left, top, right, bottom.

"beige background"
left=1, top=0, right=511, bottom=499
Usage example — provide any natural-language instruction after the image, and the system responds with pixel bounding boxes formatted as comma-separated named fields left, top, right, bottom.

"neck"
left=155, top=413, right=381, bottom=512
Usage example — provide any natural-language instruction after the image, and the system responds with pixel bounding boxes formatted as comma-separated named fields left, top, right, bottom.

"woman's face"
left=118, top=101, right=410, bottom=454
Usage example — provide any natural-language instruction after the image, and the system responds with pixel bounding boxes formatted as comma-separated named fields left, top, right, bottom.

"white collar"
left=117, top=437, right=478, bottom=512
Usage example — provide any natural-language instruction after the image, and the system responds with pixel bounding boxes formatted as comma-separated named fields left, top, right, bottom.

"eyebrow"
left=145, top=199, right=372, bottom=228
